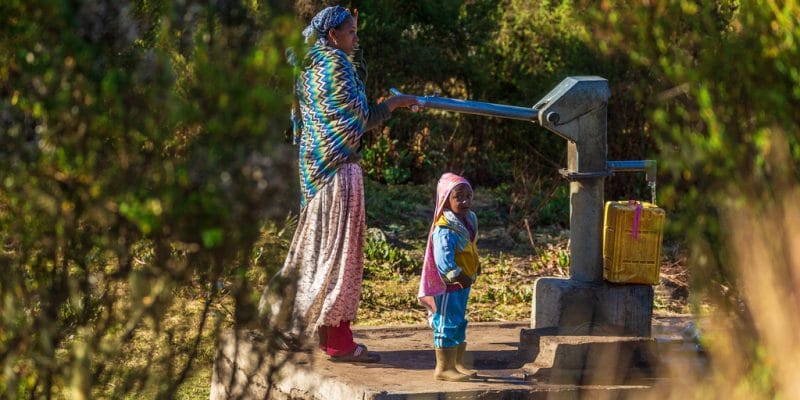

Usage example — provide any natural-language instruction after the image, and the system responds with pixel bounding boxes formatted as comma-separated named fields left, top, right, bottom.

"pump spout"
left=607, top=160, right=657, bottom=183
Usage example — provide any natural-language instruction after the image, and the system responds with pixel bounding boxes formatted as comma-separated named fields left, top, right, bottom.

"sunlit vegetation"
left=2, top=0, right=797, bottom=398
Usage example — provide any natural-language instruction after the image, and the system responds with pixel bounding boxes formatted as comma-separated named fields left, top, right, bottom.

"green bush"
left=0, top=1, right=300, bottom=398
left=361, top=134, right=413, bottom=184
left=537, top=185, right=569, bottom=226
left=364, top=178, right=430, bottom=231
left=591, top=0, right=800, bottom=396
left=364, top=237, right=419, bottom=278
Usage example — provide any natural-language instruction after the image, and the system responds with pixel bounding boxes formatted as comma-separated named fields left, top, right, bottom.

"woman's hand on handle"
left=384, top=95, right=420, bottom=112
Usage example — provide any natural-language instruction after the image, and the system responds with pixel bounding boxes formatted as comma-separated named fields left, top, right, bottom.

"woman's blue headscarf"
left=302, top=6, right=352, bottom=45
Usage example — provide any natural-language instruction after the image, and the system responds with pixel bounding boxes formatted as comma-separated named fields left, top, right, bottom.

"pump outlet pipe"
left=390, top=88, right=557, bottom=124
left=606, top=160, right=657, bottom=183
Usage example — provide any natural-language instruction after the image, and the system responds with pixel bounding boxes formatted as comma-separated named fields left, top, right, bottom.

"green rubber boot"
left=434, top=347, right=470, bottom=382
left=455, top=342, right=478, bottom=378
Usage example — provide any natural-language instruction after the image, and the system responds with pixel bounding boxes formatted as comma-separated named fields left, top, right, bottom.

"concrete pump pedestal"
left=531, top=278, right=654, bottom=337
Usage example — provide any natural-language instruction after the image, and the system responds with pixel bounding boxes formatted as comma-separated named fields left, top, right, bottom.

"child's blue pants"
left=429, top=287, right=470, bottom=348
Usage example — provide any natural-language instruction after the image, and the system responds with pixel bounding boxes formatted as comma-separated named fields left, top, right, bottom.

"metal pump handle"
left=389, top=88, right=545, bottom=123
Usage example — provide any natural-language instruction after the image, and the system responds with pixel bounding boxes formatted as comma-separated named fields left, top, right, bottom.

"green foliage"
left=592, top=0, right=800, bottom=287
left=0, top=0, right=300, bottom=398
left=468, top=254, right=534, bottom=320
left=3, top=0, right=791, bottom=396
left=534, top=245, right=570, bottom=272
left=283, top=1, right=647, bottom=230
left=363, top=178, right=430, bottom=232
left=338, top=0, right=651, bottom=222
left=364, top=237, right=418, bottom=278
left=591, top=0, right=799, bottom=194
left=590, top=0, right=800, bottom=396
left=537, top=185, right=569, bottom=226
left=361, top=134, right=414, bottom=184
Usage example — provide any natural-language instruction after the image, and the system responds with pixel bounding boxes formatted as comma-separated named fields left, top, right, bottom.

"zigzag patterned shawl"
left=295, top=44, right=368, bottom=207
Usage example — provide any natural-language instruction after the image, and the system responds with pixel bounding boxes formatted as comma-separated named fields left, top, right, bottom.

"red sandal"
left=329, top=344, right=381, bottom=363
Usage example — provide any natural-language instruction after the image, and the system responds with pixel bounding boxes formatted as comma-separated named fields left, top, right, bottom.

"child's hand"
left=454, top=272, right=473, bottom=289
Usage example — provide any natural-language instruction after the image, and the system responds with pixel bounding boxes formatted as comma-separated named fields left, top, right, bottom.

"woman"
left=260, top=6, right=418, bottom=363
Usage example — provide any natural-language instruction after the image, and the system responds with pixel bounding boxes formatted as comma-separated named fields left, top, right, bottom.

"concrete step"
left=518, top=328, right=660, bottom=385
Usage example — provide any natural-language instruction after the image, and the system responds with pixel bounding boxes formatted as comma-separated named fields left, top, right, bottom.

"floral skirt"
left=266, top=162, right=365, bottom=336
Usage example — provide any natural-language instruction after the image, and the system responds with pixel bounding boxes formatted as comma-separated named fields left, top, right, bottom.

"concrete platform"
left=532, top=278, right=654, bottom=337
left=211, top=315, right=698, bottom=400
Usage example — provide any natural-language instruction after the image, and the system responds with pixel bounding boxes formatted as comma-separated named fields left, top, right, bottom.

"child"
left=418, top=173, right=480, bottom=381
